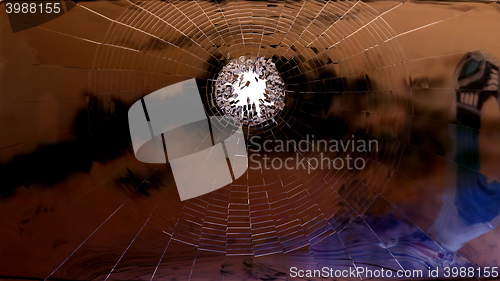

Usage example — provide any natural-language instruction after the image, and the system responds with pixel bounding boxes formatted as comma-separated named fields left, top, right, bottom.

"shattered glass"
left=1, top=0, right=500, bottom=280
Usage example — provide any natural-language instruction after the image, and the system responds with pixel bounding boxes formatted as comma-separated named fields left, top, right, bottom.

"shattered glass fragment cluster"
left=215, top=56, right=285, bottom=126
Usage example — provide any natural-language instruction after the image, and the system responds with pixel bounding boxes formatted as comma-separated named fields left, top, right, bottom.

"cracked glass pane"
left=1, top=0, right=500, bottom=280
